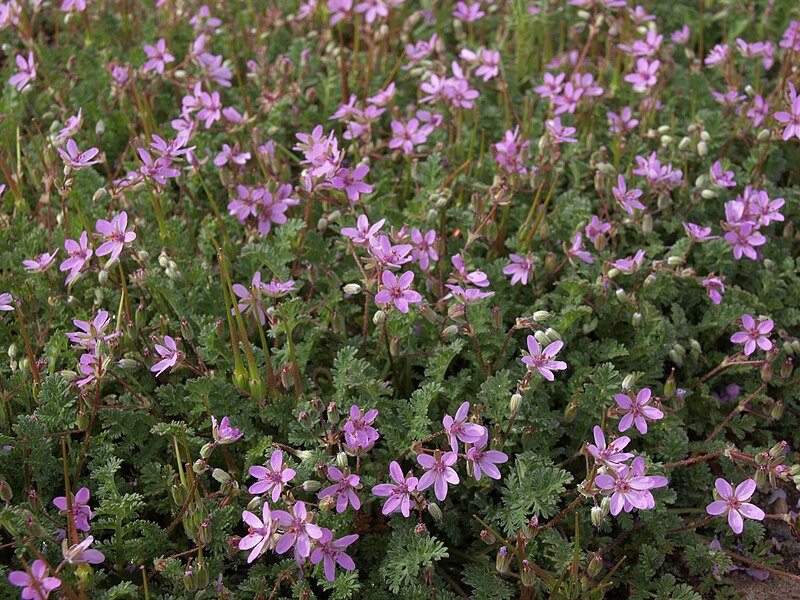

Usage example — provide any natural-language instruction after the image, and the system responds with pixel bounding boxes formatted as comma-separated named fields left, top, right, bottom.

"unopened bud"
left=757, top=128, right=771, bottom=142
left=781, top=358, right=793, bottom=379
left=760, top=362, right=773, bottom=382
left=510, top=393, right=522, bottom=413
left=697, top=141, right=708, bottom=156
left=520, top=560, right=535, bottom=587
left=615, top=288, right=627, bottom=303
left=496, top=547, right=510, bottom=574
left=632, top=312, right=642, bottom=327
left=343, top=283, right=362, bottom=295
left=563, top=401, right=578, bottom=423
left=427, top=502, right=443, bottom=522
left=302, top=480, right=321, bottom=492
left=479, top=529, right=496, bottom=545
left=534, top=330, right=549, bottom=345
left=591, top=506, right=604, bottom=527
left=622, top=373, right=636, bottom=391
left=212, top=469, right=232, bottom=485
left=771, top=400, right=784, bottom=419
left=532, top=310, right=550, bottom=322
left=373, top=310, right=386, bottom=325
left=0, top=479, right=12, bottom=502
left=587, top=553, right=603, bottom=577
left=701, top=189, right=717, bottom=199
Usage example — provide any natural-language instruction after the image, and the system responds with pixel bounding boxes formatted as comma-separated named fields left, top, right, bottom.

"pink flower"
left=671, top=25, right=690, bottom=44
left=411, top=228, right=438, bottom=270
left=585, top=216, right=611, bottom=245
left=503, top=253, right=533, bottom=286
left=521, top=335, right=567, bottom=381
left=389, top=118, right=428, bottom=154
left=615, top=388, right=663, bottom=435
left=214, top=143, right=250, bottom=167
left=343, top=405, right=379, bottom=451
left=567, top=232, right=593, bottom=264
left=0, top=292, right=13, bottom=312
left=57, top=139, right=101, bottom=170
left=493, top=127, right=530, bottom=174
left=255, top=190, right=288, bottom=235
left=607, top=106, right=639, bottom=134
left=625, top=58, right=661, bottom=92
left=710, top=160, right=736, bottom=187
left=319, top=467, right=361, bottom=513
left=587, top=426, right=633, bottom=467
left=374, top=270, right=422, bottom=313
left=612, top=175, right=645, bottom=214
left=331, top=164, right=372, bottom=201
left=53, top=487, right=93, bottom=531
left=23, top=250, right=58, bottom=273
left=466, top=431, right=508, bottom=481
left=417, top=451, right=459, bottom=501
left=9, top=52, right=35, bottom=91
left=66, top=310, right=118, bottom=350
left=723, top=223, right=766, bottom=260
left=450, top=253, right=490, bottom=287
left=706, top=478, right=764, bottom=534
left=774, top=83, right=800, bottom=141
left=534, top=72, right=565, bottom=99
left=143, top=39, right=174, bottom=74
left=683, top=222, right=718, bottom=242
left=704, top=44, right=729, bottom=67
left=545, top=117, right=578, bottom=144
left=702, top=276, right=726, bottom=304
left=272, top=501, right=323, bottom=559
left=611, top=249, right=646, bottom=274
left=341, top=214, right=385, bottom=244
left=310, top=529, right=358, bottom=582
left=63, top=536, right=105, bottom=565
left=452, top=1, right=484, bottom=22
left=372, top=461, right=418, bottom=517
left=76, top=351, right=106, bottom=388
left=60, top=231, right=93, bottom=285
left=249, top=449, right=297, bottom=502
left=595, top=457, right=668, bottom=515
left=8, top=560, right=61, bottom=600
left=443, top=401, right=485, bottom=452
left=730, top=314, right=773, bottom=356
left=95, top=211, right=136, bottom=264
left=354, top=0, right=389, bottom=23
left=151, top=335, right=180, bottom=376
left=239, top=503, right=277, bottom=563
left=211, top=416, right=242, bottom=444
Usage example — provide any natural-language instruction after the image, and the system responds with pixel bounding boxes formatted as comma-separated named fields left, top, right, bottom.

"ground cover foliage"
left=1, top=0, right=800, bottom=598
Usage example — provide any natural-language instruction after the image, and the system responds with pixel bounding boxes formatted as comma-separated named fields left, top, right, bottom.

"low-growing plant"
left=1, top=0, right=800, bottom=599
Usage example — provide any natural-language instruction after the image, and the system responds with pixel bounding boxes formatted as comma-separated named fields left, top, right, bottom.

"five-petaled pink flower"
left=239, top=503, right=277, bottom=563
left=60, top=231, right=93, bottom=285
left=443, top=401, right=485, bottom=452
left=53, top=487, right=93, bottom=531
left=706, top=478, right=764, bottom=534
left=0, top=292, right=14, bottom=312
left=595, top=457, right=668, bottom=515
left=612, top=175, right=645, bottom=214
left=95, top=211, right=136, bottom=264
left=9, top=52, right=36, bottom=91
left=615, top=388, right=663, bottom=435
left=587, top=426, right=634, bottom=467
left=151, top=335, right=181, bottom=376
left=319, top=466, right=361, bottom=513
left=341, top=214, right=385, bottom=245
left=374, top=270, right=422, bottom=313
left=310, top=528, right=358, bottom=582
left=774, top=83, right=800, bottom=141
left=417, top=451, right=459, bottom=501
left=730, top=314, right=773, bottom=356
left=8, top=560, right=61, bottom=600
left=272, top=501, right=323, bottom=559
left=58, top=139, right=101, bottom=170
left=372, top=461, right=418, bottom=517
left=143, top=38, right=175, bottom=74
left=23, top=251, right=58, bottom=273
left=521, top=335, right=567, bottom=381
left=248, top=449, right=297, bottom=502
left=503, top=253, right=533, bottom=286
left=466, top=430, right=508, bottom=481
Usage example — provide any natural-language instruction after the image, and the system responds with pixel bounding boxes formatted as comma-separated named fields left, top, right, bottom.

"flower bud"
left=701, top=189, right=717, bottom=199
left=510, top=393, right=522, bottom=413
left=98, top=269, right=109, bottom=284
left=591, top=505, right=605, bottom=528
left=563, top=401, right=578, bottom=423
left=200, top=443, right=214, bottom=459
left=302, top=480, right=321, bottom=492
left=545, top=328, right=561, bottom=342
left=615, top=288, right=627, bottom=303
left=534, top=330, right=549, bottom=345
left=621, top=373, right=635, bottom=391
left=117, top=358, right=139, bottom=370
left=343, top=283, right=362, bottom=295
left=700, top=131, right=711, bottom=142
left=491, top=306, right=502, bottom=330
left=697, top=141, right=708, bottom=156
left=526, top=515, right=539, bottom=540
left=319, top=495, right=336, bottom=511
left=520, top=560, right=535, bottom=587
left=212, top=469, right=232, bottom=485
left=771, top=400, right=784, bottom=420
left=373, top=310, right=386, bottom=325
left=496, top=547, right=510, bottom=574
left=92, top=187, right=108, bottom=202
left=678, top=136, right=691, bottom=150
left=427, top=502, right=443, bottom=522
left=0, top=479, right=12, bottom=502
left=757, top=128, right=771, bottom=142
left=641, top=213, right=653, bottom=235
left=781, top=358, right=793, bottom=379
left=587, top=553, right=603, bottom=577
left=479, top=529, right=496, bottom=545
left=389, top=336, right=400, bottom=356
left=631, top=312, right=642, bottom=327
left=760, top=361, right=773, bottom=382
left=532, top=310, right=550, bottom=322
left=336, top=452, right=348, bottom=469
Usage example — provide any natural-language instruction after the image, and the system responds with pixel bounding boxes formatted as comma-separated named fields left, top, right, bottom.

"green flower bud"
left=427, top=502, right=443, bottom=522
left=496, top=547, right=510, bottom=574
left=510, top=393, right=522, bottom=413
left=373, top=310, right=386, bottom=326
left=343, top=283, right=362, bottom=295
left=591, top=506, right=604, bottom=528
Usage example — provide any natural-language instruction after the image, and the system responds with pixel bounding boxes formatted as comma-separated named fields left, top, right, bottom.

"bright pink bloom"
left=310, top=529, right=358, bottom=582
left=615, top=388, right=663, bottom=435
left=503, top=253, right=533, bottom=286
left=595, top=457, right=668, bottom=515
left=95, top=212, right=136, bottom=264
left=341, top=214, right=385, bottom=244
left=521, top=335, right=567, bottom=381
left=587, top=426, right=633, bottom=467
left=239, top=503, right=277, bottom=563
left=374, top=270, right=422, bottom=313
left=466, top=430, right=508, bottom=481
left=23, top=250, right=58, bottom=273
left=443, top=401, right=485, bottom=452
left=372, top=461, right=418, bottom=517
left=417, top=451, right=459, bottom=501
left=9, top=52, right=35, bottom=91
left=248, top=449, right=296, bottom=502
left=66, top=310, right=118, bottom=350
left=706, top=478, right=764, bottom=534
left=272, top=501, right=323, bottom=559
left=53, top=487, right=93, bottom=531
left=151, top=335, right=180, bottom=376
left=411, top=228, right=438, bottom=270
left=211, top=416, right=242, bottom=444
left=58, top=139, right=101, bottom=169
left=774, top=83, right=800, bottom=141
left=8, top=560, right=61, bottom=600
left=319, top=467, right=361, bottom=513
left=143, top=38, right=174, bottom=74
left=343, top=405, right=379, bottom=451
left=730, top=314, right=773, bottom=356
left=60, top=231, right=93, bottom=285
left=612, top=175, right=645, bottom=214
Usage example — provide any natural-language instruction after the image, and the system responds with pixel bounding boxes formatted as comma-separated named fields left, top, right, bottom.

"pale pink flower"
left=417, top=451, right=459, bottom=501
left=521, top=335, right=567, bottom=381
left=706, top=478, right=764, bottom=534
left=730, top=314, right=773, bottom=356
left=615, top=388, right=663, bottom=435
